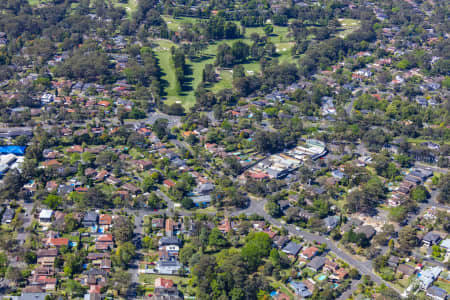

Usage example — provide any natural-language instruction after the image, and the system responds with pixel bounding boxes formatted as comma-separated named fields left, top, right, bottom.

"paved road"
left=0, top=110, right=182, bottom=133
left=154, top=190, right=176, bottom=214
left=127, top=210, right=145, bottom=296
left=135, top=111, right=181, bottom=128
left=338, top=279, right=360, bottom=300
left=17, top=202, right=34, bottom=245
left=231, top=198, right=399, bottom=293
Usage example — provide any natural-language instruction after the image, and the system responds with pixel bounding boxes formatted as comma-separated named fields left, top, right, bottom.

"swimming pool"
left=318, top=274, right=327, bottom=281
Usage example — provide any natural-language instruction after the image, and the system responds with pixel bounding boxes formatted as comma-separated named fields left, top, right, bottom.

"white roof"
left=440, top=239, right=450, bottom=249
left=39, top=209, right=53, bottom=219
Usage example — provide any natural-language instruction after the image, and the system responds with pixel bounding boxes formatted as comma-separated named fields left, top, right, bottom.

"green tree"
left=437, top=174, right=450, bottom=204
left=180, top=244, right=197, bottom=265
left=112, top=241, right=136, bottom=267
left=410, top=186, right=430, bottom=202
left=63, top=253, right=83, bottom=278
left=5, top=266, right=23, bottom=285
left=265, top=200, right=281, bottom=217
left=208, top=228, right=228, bottom=250
left=112, top=216, right=134, bottom=243
left=108, top=269, right=131, bottom=295
left=241, top=232, right=272, bottom=270
left=398, top=226, right=418, bottom=252
left=43, top=194, right=62, bottom=210
left=263, top=24, right=274, bottom=36
left=63, top=279, right=87, bottom=298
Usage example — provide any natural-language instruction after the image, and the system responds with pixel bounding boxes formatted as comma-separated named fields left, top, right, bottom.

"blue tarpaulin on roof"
left=0, top=146, right=26, bottom=155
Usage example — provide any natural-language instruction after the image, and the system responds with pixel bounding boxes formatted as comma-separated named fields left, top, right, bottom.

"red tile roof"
left=97, top=234, right=113, bottom=242
left=155, top=278, right=174, bottom=288
left=99, top=214, right=112, bottom=225
left=163, top=179, right=176, bottom=188
left=46, top=238, right=69, bottom=247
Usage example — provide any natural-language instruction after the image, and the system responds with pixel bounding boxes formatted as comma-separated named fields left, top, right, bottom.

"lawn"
left=162, top=15, right=198, bottom=32
left=112, top=0, right=138, bottom=17
left=139, top=274, right=190, bottom=285
left=270, top=278, right=296, bottom=300
left=407, top=137, right=450, bottom=145
left=139, top=273, right=192, bottom=295
left=154, top=16, right=296, bottom=109
left=337, top=18, right=361, bottom=38
left=435, top=280, right=450, bottom=293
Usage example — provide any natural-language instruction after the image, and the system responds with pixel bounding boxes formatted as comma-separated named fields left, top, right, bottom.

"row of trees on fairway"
left=171, top=46, right=187, bottom=94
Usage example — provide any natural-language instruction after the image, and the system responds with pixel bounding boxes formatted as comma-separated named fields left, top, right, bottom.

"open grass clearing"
left=153, top=16, right=296, bottom=108
left=337, top=18, right=361, bottom=38
left=112, top=0, right=138, bottom=17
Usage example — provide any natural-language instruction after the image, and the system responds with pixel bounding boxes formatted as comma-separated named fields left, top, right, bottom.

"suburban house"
left=83, top=212, right=99, bottom=228
left=300, top=247, right=319, bottom=260
left=440, top=239, right=450, bottom=254
left=323, top=215, right=340, bottom=232
left=165, top=219, right=176, bottom=237
left=95, top=234, right=114, bottom=251
left=418, top=267, right=442, bottom=290
left=156, top=258, right=182, bottom=275
left=307, top=256, right=326, bottom=272
left=152, top=218, right=164, bottom=229
left=282, top=242, right=302, bottom=258
left=422, top=232, right=441, bottom=247
left=2, top=208, right=15, bottom=224
left=98, top=214, right=112, bottom=232
left=37, top=249, right=58, bottom=269
left=355, top=225, right=376, bottom=240
left=154, top=277, right=181, bottom=299
left=289, top=281, right=312, bottom=298
left=397, top=264, right=416, bottom=278
left=44, top=237, right=69, bottom=248
left=159, top=237, right=181, bottom=247
left=426, top=286, right=447, bottom=300
left=39, top=209, right=53, bottom=224
left=273, top=236, right=290, bottom=249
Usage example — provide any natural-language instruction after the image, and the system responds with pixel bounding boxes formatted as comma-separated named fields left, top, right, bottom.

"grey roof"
left=423, top=232, right=441, bottom=243
left=415, top=168, right=433, bottom=178
left=397, top=264, right=415, bottom=276
left=282, top=242, right=302, bottom=256
left=84, top=293, right=101, bottom=300
left=158, top=259, right=181, bottom=267
left=404, top=175, right=422, bottom=184
left=355, top=225, right=376, bottom=239
left=427, top=286, right=447, bottom=299
left=331, top=170, right=345, bottom=179
left=58, top=184, right=74, bottom=194
left=323, top=215, right=339, bottom=229
left=273, top=235, right=290, bottom=248
left=419, top=266, right=442, bottom=289
left=83, top=268, right=107, bottom=277
left=2, top=208, right=15, bottom=222
left=191, top=195, right=212, bottom=204
left=409, top=170, right=429, bottom=180
left=440, top=239, right=450, bottom=249
left=342, top=218, right=363, bottom=232
left=279, top=200, right=290, bottom=210
left=159, top=237, right=181, bottom=246
left=83, top=211, right=99, bottom=223
left=312, top=187, right=326, bottom=194
left=307, top=256, right=326, bottom=270
left=13, top=293, right=50, bottom=300
left=290, top=281, right=312, bottom=298
left=194, top=182, right=215, bottom=194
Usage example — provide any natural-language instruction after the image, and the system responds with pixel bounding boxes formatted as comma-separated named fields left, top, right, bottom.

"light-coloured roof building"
left=39, top=209, right=53, bottom=220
